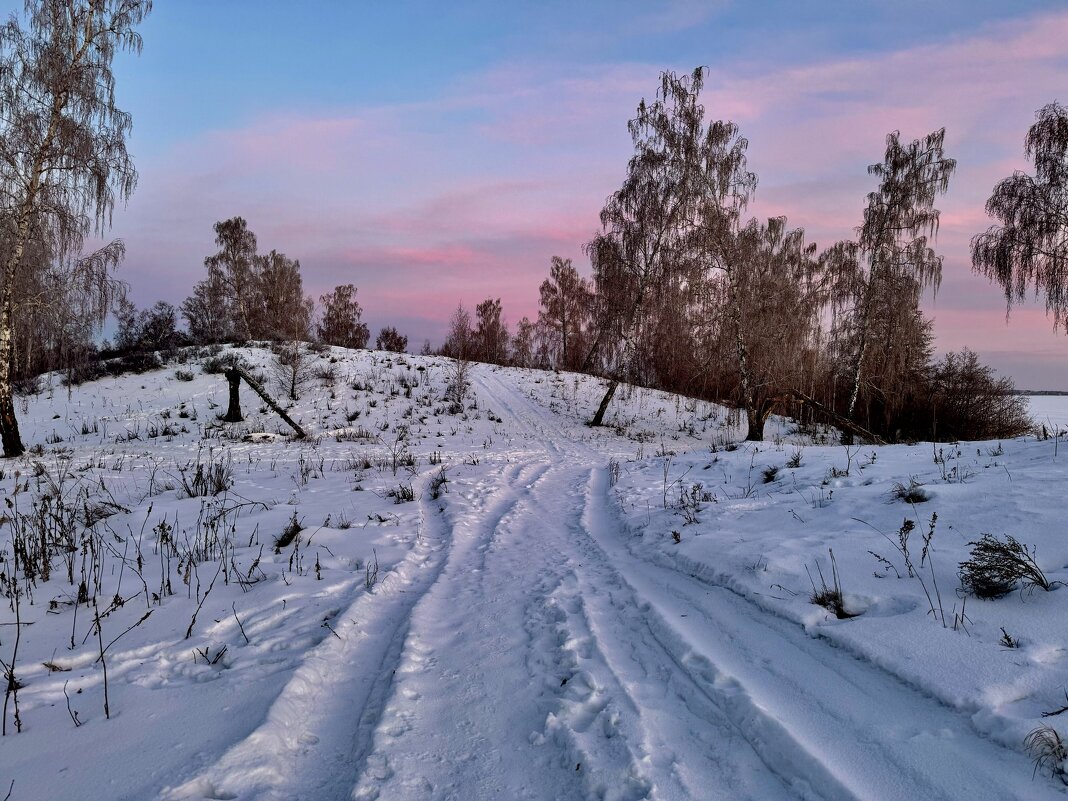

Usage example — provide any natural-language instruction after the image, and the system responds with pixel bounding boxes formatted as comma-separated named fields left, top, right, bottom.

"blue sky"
left=9, top=0, right=1068, bottom=386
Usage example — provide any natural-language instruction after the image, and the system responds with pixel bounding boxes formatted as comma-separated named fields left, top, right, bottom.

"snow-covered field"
left=1, top=345, right=1066, bottom=800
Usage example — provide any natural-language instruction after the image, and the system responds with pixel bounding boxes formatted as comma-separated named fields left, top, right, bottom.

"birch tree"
left=727, top=216, right=820, bottom=440
left=258, top=249, right=311, bottom=341
left=538, top=256, right=591, bottom=370
left=181, top=262, right=230, bottom=344
left=510, top=316, right=536, bottom=368
left=317, top=283, right=368, bottom=349
left=843, top=129, right=954, bottom=420
left=586, top=69, right=717, bottom=426
left=0, top=0, right=149, bottom=456
left=473, top=297, right=508, bottom=365
left=972, top=102, right=1068, bottom=329
left=441, top=303, right=472, bottom=361
left=205, top=217, right=259, bottom=341
left=375, top=326, right=407, bottom=353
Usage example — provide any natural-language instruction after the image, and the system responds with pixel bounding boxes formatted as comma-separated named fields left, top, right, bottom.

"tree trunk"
left=0, top=391, right=24, bottom=458
left=0, top=88, right=67, bottom=458
left=744, top=402, right=773, bottom=442
left=0, top=210, right=35, bottom=458
left=725, top=266, right=762, bottom=444
left=223, top=367, right=243, bottom=422
left=846, top=260, right=882, bottom=419
left=589, top=380, right=618, bottom=427
left=228, top=366, right=306, bottom=438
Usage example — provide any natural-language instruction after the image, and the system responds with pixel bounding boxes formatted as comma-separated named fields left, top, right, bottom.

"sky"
left=14, top=0, right=1068, bottom=387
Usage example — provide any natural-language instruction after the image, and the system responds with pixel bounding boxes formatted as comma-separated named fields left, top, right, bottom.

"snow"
left=0, top=344, right=1065, bottom=800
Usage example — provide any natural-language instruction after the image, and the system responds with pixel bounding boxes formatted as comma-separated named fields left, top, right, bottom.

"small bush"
left=428, top=467, right=449, bottom=500
left=917, top=349, right=1032, bottom=441
left=889, top=477, right=929, bottom=504
left=958, top=534, right=1053, bottom=599
left=202, top=354, right=236, bottom=374
left=786, top=448, right=803, bottom=469
left=274, top=513, right=303, bottom=552
left=61, top=360, right=107, bottom=386
left=761, top=465, right=780, bottom=484
left=103, top=351, right=161, bottom=376
left=365, top=550, right=379, bottom=591
left=312, top=364, right=338, bottom=384
left=177, top=450, right=233, bottom=498
left=174, top=369, right=195, bottom=382
left=388, top=483, right=415, bottom=504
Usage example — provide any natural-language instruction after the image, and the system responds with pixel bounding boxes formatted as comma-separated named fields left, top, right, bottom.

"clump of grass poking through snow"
left=958, top=534, right=1054, bottom=599
left=806, top=549, right=858, bottom=619
left=999, top=627, right=1020, bottom=649
left=1024, top=725, right=1068, bottom=783
left=889, top=476, right=929, bottom=504
left=273, top=512, right=303, bottom=552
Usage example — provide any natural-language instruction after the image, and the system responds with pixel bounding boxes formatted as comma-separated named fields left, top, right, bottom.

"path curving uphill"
left=169, top=364, right=1064, bottom=801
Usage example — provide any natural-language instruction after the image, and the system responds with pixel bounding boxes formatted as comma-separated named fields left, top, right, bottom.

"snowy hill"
left=0, top=344, right=1065, bottom=800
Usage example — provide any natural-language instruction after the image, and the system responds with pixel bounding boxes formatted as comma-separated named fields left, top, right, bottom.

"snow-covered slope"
left=0, top=345, right=1064, bottom=800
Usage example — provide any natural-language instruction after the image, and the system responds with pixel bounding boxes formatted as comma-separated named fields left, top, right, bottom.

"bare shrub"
left=273, top=512, right=303, bottom=552
left=176, top=449, right=233, bottom=498
left=428, top=467, right=449, bottom=500
left=388, top=484, right=414, bottom=504
left=273, top=341, right=311, bottom=401
left=921, top=349, right=1032, bottom=441
left=311, top=364, right=338, bottom=385
left=958, top=534, right=1053, bottom=599
left=202, top=352, right=245, bottom=375
left=444, top=358, right=470, bottom=415
left=889, top=477, right=929, bottom=504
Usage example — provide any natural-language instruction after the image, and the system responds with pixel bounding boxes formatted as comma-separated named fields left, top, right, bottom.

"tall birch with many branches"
left=0, top=0, right=150, bottom=456
left=843, top=129, right=955, bottom=421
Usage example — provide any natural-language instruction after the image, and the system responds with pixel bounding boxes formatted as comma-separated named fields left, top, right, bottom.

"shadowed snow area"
left=0, top=345, right=1065, bottom=800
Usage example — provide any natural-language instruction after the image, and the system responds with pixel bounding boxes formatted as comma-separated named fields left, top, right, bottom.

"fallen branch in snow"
left=785, top=389, right=886, bottom=445
left=223, top=366, right=307, bottom=438
left=1043, top=691, right=1068, bottom=719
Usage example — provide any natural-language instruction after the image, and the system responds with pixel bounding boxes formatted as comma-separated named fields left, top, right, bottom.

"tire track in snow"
left=513, top=469, right=813, bottom=801
left=161, top=468, right=461, bottom=801
left=474, top=367, right=1066, bottom=801
left=350, top=458, right=589, bottom=800
left=471, top=369, right=812, bottom=800
left=576, top=467, right=1066, bottom=801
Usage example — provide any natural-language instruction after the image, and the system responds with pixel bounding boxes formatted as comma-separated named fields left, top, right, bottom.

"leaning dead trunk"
left=589, top=379, right=619, bottom=427
left=787, top=389, right=885, bottom=445
left=222, top=366, right=306, bottom=438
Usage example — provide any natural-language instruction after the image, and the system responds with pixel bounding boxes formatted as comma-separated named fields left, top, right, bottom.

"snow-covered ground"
left=0, top=345, right=1065, bottom=800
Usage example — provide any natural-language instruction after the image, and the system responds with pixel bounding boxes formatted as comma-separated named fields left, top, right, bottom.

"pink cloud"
left=112, top=9, right=1068, bottom=382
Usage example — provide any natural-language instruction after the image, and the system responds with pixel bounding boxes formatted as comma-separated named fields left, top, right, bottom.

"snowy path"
left=169, top=366, right=1063, bottom=801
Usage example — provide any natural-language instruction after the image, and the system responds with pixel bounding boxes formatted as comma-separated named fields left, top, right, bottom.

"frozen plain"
left=0, top=346, right=1066, bottom=800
